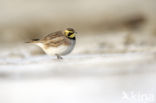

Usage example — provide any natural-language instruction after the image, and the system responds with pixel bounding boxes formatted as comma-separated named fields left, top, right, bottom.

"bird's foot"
left=55, top=54, right=63, bottom=60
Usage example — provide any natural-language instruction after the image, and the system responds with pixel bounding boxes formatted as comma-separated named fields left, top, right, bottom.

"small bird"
left=26, top=28, right=76, bottom=59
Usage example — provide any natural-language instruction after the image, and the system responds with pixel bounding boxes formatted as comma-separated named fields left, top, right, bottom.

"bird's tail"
left=25, top=39, right=40, bottom=43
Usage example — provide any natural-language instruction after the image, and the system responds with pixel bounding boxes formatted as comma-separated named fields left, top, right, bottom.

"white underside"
left=36, top=41, right=75, bottom=56
left=45, top=45, right=69, bottom=56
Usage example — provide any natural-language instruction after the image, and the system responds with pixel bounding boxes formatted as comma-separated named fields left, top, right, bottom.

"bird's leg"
left=55, top=54, right=63, bottom=59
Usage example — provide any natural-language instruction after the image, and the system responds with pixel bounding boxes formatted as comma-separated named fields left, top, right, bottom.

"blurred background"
left=0, top=0, right=156, bottom=103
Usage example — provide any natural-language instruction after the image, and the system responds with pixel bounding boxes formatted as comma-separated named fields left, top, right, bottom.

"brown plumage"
left=26, top=28, right=76, bottom=59
left=27, top=31, right=71, bottom=47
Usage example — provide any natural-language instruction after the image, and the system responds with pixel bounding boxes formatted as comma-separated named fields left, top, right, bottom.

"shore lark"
left=26, top=28, right=76, bottom=59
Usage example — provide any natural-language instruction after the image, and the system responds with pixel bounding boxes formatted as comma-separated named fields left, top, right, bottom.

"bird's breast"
left=36, top=39, right=75, bottom=56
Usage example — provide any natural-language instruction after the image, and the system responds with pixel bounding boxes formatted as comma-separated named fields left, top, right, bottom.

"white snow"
left=0, top=32, right=156, bottom=103
left=0, top=52, right=156, bottom=103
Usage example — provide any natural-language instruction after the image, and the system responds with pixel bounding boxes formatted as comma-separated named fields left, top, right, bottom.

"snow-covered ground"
left=0, top=53, right=155, bottom=77
left=0, top=0, right=156, bottom=102
left=0, top=32, right=156, bottom=103
left=0, top=52, right=156, bottom=103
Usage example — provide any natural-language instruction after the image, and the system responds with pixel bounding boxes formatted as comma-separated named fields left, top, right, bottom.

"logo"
left=121, top=91, right=155, bottom=103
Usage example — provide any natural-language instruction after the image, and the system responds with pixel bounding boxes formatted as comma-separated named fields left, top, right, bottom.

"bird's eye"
left=68, top=32, right=73, bottom=36
left=68, top=32, right=75, bottom=38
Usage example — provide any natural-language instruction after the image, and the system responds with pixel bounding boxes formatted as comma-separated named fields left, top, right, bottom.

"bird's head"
left=64, top=28, right=76, bottom=40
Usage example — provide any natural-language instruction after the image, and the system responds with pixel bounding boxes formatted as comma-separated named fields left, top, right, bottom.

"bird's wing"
left=41, top=31, right=63, bottom=41
left=41, top=31, right=69, bottom=47
left=26, top=31, right=64, bottom=44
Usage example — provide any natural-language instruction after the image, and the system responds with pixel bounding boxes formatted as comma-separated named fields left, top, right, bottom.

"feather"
left=25, top=39, right=40, bottom=43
